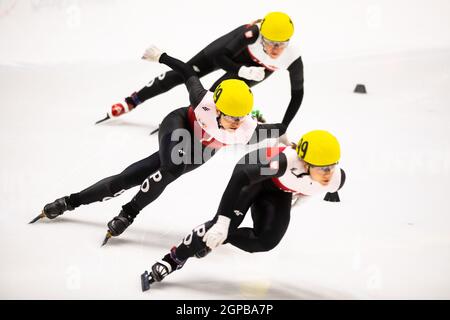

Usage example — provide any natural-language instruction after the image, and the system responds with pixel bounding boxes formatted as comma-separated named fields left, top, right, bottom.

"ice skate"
left=101, top=210, right=134, bottom=246
left=141, top=247, right=185, bottom=291
left=29, top=196, right=74, bottom=224
left=96, top=93, right=140, bottom=124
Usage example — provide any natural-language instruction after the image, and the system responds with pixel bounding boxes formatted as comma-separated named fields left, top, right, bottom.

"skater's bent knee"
left=259, top=238, right=281, bottom=252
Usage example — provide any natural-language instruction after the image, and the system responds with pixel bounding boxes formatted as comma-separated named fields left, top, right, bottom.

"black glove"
left=324, top=191, right=340, bottom=202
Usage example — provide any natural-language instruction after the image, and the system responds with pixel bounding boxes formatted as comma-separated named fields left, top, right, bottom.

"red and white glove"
left=238, top=66, right=265, bottom=81
left=142, top=45, right=163, bottom=62
left=203, top=215, right=231, bottom=249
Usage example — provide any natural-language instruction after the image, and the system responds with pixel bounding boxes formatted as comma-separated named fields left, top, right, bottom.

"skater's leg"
left=68, top=152, right=161, bottom=207
left=227, top=190, right=292, bottom=253
left=126, top=108, right=202, bottom=212
left=106, top=108, right=209, bottom=238
left=140, top=183, right=262, bottom=284
left=121, top=131, right=201, bottom=215
left=143, top=219, right=217, bottom=285
left=136, top=70, right=184, bottom=102
left=105, top=134, right=193, bottom=237
left=157, top=183, right=263, bottom=266
left=37, top=153, right=160, bottom=221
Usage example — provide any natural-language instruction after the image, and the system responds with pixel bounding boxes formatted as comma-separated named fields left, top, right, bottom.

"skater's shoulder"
left=233, top=23, right=260, bottom=42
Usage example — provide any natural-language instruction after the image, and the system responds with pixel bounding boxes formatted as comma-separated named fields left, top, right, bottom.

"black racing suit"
left=131, top=24, right=304, bottom=127
left=172, top=148, right=291, bottom=263
left=66, top=53, right=287, bottom=221
left=169, top=148, right=346, bottom=268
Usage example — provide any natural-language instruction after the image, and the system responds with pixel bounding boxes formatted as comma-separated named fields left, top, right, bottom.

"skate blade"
left=29, top=211, right=46, bottom=224
left=149, top=127, right=159, bottom=135
left=95, top=114, right=110, bottom=125
left=101, top=231, right=112, bottom=247
left=141, top=271, right=155, bottom=292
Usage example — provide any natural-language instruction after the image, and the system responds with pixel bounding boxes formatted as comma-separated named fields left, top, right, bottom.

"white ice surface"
left=1, top=0, right=450, bottom=299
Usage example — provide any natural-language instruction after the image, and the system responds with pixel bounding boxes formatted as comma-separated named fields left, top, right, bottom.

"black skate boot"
left=107, top=210, right=134, bottom=236
left=101, top=208, right=137, bottom=246
left=29, top=196, right=74, bottom=224
left=141, top=246, right=186, bottom=291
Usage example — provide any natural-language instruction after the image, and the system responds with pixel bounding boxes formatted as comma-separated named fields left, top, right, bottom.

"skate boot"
left=141, top=246, right=186, bottom=291
left=107, top=210, right=134, bottom=236
left=101, top=209, right=136, bottom=246
left=95, top=92, right=141, bottom=124
left=29, top=196, right=74, bottom=224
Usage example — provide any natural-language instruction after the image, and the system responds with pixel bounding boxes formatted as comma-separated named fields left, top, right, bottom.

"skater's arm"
left=248, top=123, right=287, bottom=144
left=323, top=169, right=346, bottom=202
left=217, top=152, right=288, bottom=221
left=159, top=53, right=207, bottom=107
left=159, top=53, right=197, bottom=81
left=282, top=57, right=304, bottom=127
left=213, top=25, right=260, bottom=73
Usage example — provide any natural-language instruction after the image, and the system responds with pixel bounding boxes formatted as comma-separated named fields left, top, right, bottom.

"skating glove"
left=324, top=191, right=340, bottom=202
left=203, top=215, right=231, bottom=249
left=142, top=45, right=163, bottom=62
left=278, top=133, right=292, bottom=147
left=251, top=109, right=266, bottom=123
left=238, top=66, right=266, bottom=81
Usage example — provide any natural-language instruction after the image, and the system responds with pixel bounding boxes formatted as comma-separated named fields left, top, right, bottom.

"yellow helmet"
left=260, top=12, right=294, bottom=42
left=296, top=130, right=340, bottom=166
left=213, top=79, right=254, bottom=117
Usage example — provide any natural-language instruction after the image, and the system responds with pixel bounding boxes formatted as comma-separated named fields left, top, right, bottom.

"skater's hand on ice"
left=203, top=215, right=230, bottom=249
left=238, top=66, right=265, bottom=81
left=142, top=45, right=163, bottom=62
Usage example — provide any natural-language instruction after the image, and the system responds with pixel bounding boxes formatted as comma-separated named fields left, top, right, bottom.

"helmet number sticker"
left=213, top=86, right=223, bottom=103
left=297, top=138, right=309, bottom=159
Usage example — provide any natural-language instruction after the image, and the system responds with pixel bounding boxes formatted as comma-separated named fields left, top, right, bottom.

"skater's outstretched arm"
left=282, top=57, right=304, bottom=127
left=244, top=57, right=303, bottom=137
left=249, top=122, right=288, bottom=144
left=142, top=46, right=207, bottom=107
left=158, top=53, right=207, bottom=108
